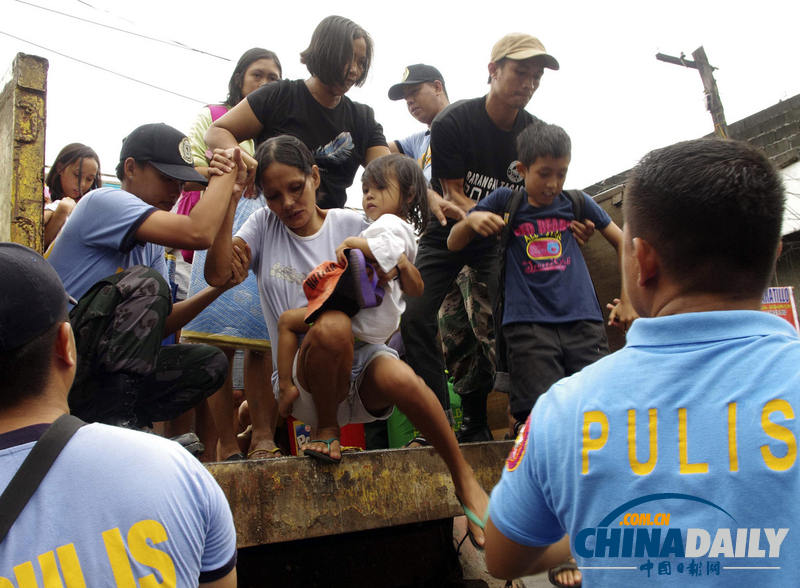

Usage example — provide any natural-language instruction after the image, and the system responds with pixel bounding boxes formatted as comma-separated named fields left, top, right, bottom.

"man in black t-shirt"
left=401, top=33, right=561, bottom=435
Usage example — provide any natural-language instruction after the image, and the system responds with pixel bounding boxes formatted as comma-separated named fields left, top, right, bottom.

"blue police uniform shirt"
left=46, top=187, right=165, bottom=304
left=489, top=311, right=800, bottom=586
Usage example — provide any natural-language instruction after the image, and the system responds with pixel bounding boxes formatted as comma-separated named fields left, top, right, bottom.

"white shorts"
left=280, top=341, right=399, bottom=428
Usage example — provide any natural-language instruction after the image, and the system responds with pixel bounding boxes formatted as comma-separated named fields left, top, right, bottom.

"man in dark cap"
left=46, top=124, right=248, bottom=444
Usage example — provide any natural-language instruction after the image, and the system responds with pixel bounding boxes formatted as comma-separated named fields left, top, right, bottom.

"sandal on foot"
left=403, top=436, right=429, bottom=448
left=458, top=498, right=489, bottom=550
left=247, top=447, right=284, bottom=460
left=303, top=438, right=341, bottom=463
left=223, top=452, right=247, bottom=462
left=548, top=558, right=581, bottom=588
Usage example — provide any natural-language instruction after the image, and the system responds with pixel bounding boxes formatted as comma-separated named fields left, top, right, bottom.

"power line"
left=73, top=0, right=135, bottom=25
left=15, top=0, right=231, bottom=61
left=0, top=30, right=208, bottom=104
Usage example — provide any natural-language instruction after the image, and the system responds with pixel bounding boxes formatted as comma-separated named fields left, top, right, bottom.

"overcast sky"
left=2, top=0, right=799, bottom=209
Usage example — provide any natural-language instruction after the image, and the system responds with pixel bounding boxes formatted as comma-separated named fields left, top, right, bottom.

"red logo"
left=505, top=414, right=531, bottom=472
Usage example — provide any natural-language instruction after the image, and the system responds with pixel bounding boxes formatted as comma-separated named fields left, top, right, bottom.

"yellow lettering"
left=14, top=561, right=38, bottom=588
left=56, top=544, right=87, bottom=588
left=728, top=402, right=739, bottom=472
left=679, top=408, right=708, bottom=474
left=102, top=528, right=137, bottom=588
left=582, top=411, right=609, bottom=474
left=627, top=408, right=658, bottom=475
left=38, top=552, right=63, bottom=588
left=128, top=520, right=176, bottom=588
left=760, top=399, right=797, bottom=471
left=0, top=578, right=15, bottom=588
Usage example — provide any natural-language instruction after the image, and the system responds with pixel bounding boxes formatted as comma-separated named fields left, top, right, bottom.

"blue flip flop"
left=303, top=438, right=341, bottom=464
left=458, top=498, right=489, bottom=550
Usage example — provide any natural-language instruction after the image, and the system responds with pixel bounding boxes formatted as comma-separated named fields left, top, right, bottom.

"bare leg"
left=160, top=409, right=193, bottom=437
left=206, top=347, right=241, bottom=460
left=359, top=355, right=489, bottom=546
left=295, top=311, right=353, bottom=462
left=244, top=348, right=282, bottom=456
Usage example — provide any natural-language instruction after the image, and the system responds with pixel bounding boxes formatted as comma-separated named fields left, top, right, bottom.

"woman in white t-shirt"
left=206, top=135, right=490, bottom=548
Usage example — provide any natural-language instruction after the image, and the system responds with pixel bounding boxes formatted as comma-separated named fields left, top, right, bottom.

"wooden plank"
left=208, top=441, right=512, bottom=548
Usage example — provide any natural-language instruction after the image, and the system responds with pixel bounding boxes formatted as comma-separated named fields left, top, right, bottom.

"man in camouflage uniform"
left=438, top=267, right=495, bottom=439
left=388, top=65, right=495, bottom=441
left=47, top=123, right=246, bottom=430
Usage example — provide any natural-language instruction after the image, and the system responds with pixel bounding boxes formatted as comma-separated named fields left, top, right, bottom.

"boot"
left=94, top=372, right=149, bottom=430
left=455, top=391, right=493, bottom=443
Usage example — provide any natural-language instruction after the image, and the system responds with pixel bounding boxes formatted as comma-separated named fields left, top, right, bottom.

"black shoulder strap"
left=0, top=414, right=85, bottom=544
left=565, top=189, right=586, bottom=222
left=499, top=188, right=526, bottom=257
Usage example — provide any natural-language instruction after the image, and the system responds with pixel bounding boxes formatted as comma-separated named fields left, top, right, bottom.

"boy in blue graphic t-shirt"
left=448, top=122, right=635, bottom=429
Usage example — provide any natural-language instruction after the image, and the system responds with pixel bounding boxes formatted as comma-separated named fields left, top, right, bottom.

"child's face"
left=239, top=58, right=281, bottom=99
left=519, top=155, right=570, bottom=207
left=59, top=157, right=98, bottom=200
left=362, top=172, right=404, bottom=222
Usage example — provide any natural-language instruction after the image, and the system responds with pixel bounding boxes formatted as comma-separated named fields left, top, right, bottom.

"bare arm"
left=164, top=242, right=250, bottom=336
left=396, top=253, right=423, bottom=296
left=440, top=177, right=477, bottom=214
left=427, top=188, right=466, bottom=227
left=44, top=198, right=76, bottom=249
left=134, top=150, right=243, bottom=250
left=388, top=141, right=400, bottom=154
left=335, top=236, right=373, bottom=266
left=205, top=100, right=263, bottom=192
left=599, top=221, right=638, bottom=332
left=448, top=211, right=505, bottom=251
left=485, top=518, right=571, bottom=580
left=364, top=145, right=391, bottom=166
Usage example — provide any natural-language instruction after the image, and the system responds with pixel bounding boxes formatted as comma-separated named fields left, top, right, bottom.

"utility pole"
left=656, top=46, right=729, bottom=139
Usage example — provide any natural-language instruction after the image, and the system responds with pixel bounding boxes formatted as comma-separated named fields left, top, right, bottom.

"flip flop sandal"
left=548, top=558, right=581, bottom=588
left=302, top=438, right=341, bottom=463
left=223, top=452, right=247, bottom=462
left=458, top=497, right=489, bottom=551
left=247, top=447, right=284, bottom=460
left=346, top=249, right=384, bottom=309
left=403, top=436, right=429, bottom=448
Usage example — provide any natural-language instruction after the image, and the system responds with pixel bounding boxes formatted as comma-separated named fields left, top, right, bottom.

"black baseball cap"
left=0, top=243, right=75, bottom=352
left=116, top=123, right=208, bottom=186
left=388, top=64, right=445, bottom=101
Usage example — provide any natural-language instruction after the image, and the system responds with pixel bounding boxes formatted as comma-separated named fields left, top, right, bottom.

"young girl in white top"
left=276, top=153, right=428, bottom=407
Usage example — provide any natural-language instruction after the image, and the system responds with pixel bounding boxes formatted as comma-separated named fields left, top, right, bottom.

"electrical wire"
left=15, top=0, right=231, bottom=61
left=0, top=30, right=208, bottom=104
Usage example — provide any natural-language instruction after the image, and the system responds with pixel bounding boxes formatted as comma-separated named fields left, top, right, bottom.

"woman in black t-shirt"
left=205, top=15, right=390, bottom=209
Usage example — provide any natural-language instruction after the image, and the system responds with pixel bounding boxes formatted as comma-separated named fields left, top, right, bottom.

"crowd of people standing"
left=1, top=13, right=797, bottom=588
